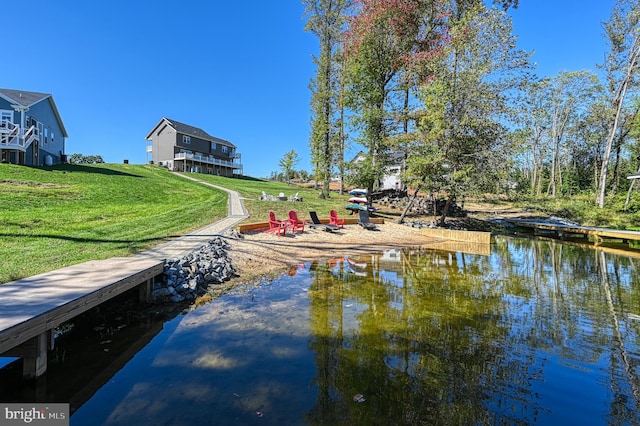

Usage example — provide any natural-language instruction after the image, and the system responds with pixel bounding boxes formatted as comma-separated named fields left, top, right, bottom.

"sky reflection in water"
left=67, top=236, right=640, bottom=425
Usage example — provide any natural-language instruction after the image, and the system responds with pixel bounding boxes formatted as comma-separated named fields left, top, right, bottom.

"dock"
left=0, top=257, right=164, bottom=378
left=507, top=218, right=640, bottom=246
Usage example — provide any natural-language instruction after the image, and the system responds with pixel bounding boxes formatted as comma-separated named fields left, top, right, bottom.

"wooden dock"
left=0, top=257, right=164, bottom=378
left=507, top=219, right=640, bottom=246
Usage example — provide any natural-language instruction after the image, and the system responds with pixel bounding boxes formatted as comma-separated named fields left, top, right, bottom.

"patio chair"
left=330, top=209, right=345, bottom=228
left=267, top=211, right=287, bottom=236
left=358, top=210, right=378, bottom=231
left=287, top=210, right=306, bottom=234
left=309, top=211, right=340, bottom=232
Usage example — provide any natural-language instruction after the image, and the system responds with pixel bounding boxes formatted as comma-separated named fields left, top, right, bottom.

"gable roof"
left=349, top=150, right=406, bottom=165
left=146, top=117, right=235, bottom=148
left=0, top=88, right=68, bottom=138
left=0, top=88, right=50, bottom=107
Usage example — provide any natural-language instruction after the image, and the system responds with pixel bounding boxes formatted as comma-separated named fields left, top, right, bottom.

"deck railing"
left=174, top=152, right=242, bottom=169
left=0, top=122, right=39, bottom=150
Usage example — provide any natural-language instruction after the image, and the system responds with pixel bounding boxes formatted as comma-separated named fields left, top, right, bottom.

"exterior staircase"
left=0, top=120, right=39, bottom=151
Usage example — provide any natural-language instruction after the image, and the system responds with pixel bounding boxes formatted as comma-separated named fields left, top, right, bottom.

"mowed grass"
left=0, top=164, right=353, bottom=284
left=191, top=174, right=353, bottom=222
left=0, top=164, right=229, bottom=283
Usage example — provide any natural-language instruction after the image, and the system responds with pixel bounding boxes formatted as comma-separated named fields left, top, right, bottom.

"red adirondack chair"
left=330, top=209, right=345, bottom=228
left=267, top=211, right=287, bottom=236
left=287, top=210, right=306, bottom=233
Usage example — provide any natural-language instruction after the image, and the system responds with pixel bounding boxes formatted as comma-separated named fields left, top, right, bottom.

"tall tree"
left=596, top=0, right=640, bottom=208
left=344, top=0, right=448, bottom=200
left=516, top=81, right=551, bottom=196
left=517, top=72, right=601, bottom=197
left=544, top=72, right=600, bottom=197
left=343, top=0, right=519, bottom=206
left=401, top=4, right=531, bottom=224
left=577, top=99, right=611, bottom=192
left=304, top=0, right=351, bottom=198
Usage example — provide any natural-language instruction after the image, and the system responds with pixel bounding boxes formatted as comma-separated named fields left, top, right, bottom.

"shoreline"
left=222, top=221, right=456, bottom=288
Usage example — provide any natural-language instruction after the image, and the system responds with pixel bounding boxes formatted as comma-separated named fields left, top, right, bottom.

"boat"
left=345, top=203, right=367, bottom=212
left=345, top=203, right=378, bottom=213
left=348, top=188, right=368, bottom=196
left=348, top=197, right=367, bottom=204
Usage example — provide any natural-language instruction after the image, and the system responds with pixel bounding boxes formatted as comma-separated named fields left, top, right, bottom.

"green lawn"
left=190, top=174, right=352, bottom=221
left=0, top=164, right=351, bottom=283
left=5, top=162, right=640, bottom=284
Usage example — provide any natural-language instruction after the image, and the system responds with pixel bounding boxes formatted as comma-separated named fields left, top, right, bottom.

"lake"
left=1, top=235, right=639, bottom=425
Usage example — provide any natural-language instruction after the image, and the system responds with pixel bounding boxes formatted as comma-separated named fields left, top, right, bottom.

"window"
left=0, top=111, right=12, bottom=127
left=222, top=145, right=229, bottom=153
left=183, top=135, right=191, bottom=144
left=44, top=128, right=49, bottom=144
left=212, top=143, right=217, bottom=150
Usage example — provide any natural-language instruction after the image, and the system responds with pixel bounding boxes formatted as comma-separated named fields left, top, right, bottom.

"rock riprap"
left=152, top=237, right=236, bottom=303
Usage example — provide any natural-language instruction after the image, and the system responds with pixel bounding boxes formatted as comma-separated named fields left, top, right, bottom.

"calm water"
left=2, top=236, right=640, bottom=425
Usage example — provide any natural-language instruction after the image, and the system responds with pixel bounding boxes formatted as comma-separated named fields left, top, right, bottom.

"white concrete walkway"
left=136, top=173, right=250, bottom=260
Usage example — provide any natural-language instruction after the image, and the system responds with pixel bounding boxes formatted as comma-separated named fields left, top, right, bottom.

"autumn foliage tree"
left=342, top=0, right=523, bottom=223
left=401, top=3, right=531, bottom=224
left=343, top=0, right=450, bottom=200
left=304, top=0, right=522, bottom=213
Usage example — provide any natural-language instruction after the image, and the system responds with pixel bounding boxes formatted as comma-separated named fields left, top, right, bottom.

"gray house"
left=0, top=88, right=68, bottom=166
left=145, top=117, right=242, bottom=177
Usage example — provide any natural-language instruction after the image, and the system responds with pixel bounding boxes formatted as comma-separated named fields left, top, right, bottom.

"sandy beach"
left=225, top=221, right=456, bottom=285
left=222, top=201, right=534, bottom=288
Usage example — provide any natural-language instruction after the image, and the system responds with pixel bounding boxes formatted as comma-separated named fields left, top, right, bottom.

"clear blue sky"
left=2, top=1, right=616, bottom=178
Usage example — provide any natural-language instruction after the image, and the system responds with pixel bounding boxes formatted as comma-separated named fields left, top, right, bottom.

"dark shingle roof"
left=164, top=118, right=236, bottom=148
left=0, top=88, right=51, bottom=107
left=0, top=88, right=68, bottom=138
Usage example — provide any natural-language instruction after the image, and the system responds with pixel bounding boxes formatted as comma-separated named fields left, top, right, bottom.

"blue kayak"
left=348, top=188, right=368, bottom=196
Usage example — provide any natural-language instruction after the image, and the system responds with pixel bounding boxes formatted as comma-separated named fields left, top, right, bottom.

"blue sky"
left=2, top=1, right=616, bottom=178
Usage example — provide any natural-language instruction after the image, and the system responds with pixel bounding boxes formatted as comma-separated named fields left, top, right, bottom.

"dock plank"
left=0, top=257, right=164, bottom=355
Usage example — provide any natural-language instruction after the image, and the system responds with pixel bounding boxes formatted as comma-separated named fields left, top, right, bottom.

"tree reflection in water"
left=305, top=236, right=640, bottom=425
left=8, top=236, right=639, bottom=425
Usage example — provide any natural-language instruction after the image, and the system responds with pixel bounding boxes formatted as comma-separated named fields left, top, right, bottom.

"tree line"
left=302, top=0, right=640, bottom=223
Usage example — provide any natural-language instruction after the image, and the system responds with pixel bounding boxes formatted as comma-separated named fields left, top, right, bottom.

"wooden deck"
left=0, top=257, right=164, bottom=378
left=506, top=219, right=640, bottom=246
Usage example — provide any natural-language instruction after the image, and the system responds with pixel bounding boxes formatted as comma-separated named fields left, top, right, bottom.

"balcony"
left=0, top=121, right=40, bottom=151
left=174, top=152, right=242, bottom=169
